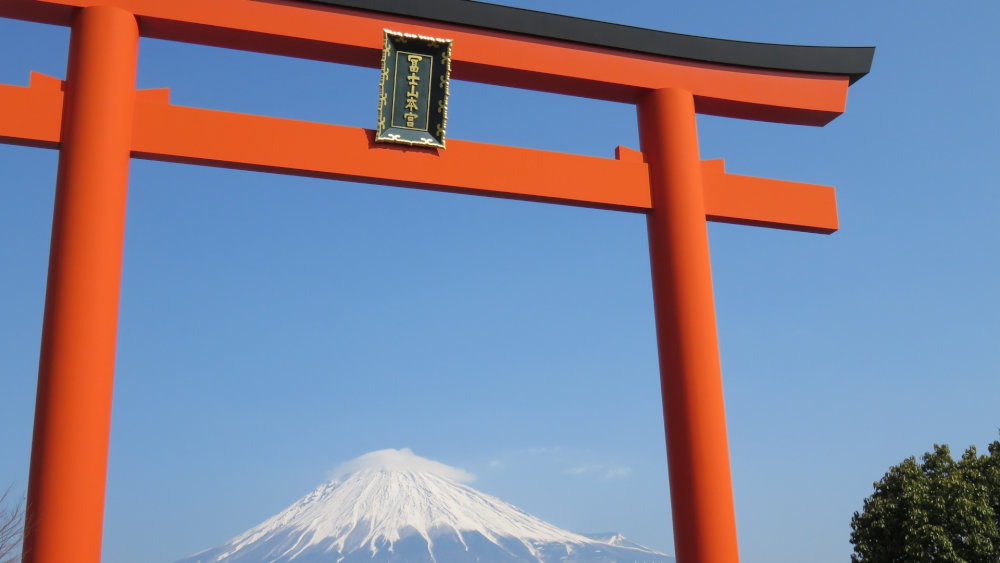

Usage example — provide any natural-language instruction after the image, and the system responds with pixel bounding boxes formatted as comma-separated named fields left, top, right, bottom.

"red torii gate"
left=0, top=1, right=873, bottom=562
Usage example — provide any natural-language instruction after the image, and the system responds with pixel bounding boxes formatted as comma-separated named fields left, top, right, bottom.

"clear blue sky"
left=1, top=1, right=998, bottom=562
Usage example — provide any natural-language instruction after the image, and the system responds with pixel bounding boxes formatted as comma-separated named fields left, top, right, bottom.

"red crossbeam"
left=0, top=74, right=837, bottom=232
left=0, top=0, right=850, bottom=125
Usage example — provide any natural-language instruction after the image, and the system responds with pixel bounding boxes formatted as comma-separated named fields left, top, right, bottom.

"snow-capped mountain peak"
left=177, top=449, right=673, bottom=562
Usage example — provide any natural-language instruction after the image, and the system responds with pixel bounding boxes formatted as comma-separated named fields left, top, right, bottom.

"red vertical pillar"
left=22, top=6, right=138, bottom=563
left=638, top=88, right=740, bottom=563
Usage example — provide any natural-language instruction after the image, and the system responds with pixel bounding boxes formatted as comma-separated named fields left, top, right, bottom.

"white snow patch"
left=332, top=448, right=475, bottom=483
left=209, top=454, right=591, bottom=560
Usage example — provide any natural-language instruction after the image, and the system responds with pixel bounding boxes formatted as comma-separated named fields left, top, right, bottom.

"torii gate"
left=0, top=1, right=873, bottom=562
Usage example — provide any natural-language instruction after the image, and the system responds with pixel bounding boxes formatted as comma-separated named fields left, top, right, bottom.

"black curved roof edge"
left=301, top=0, right=874, bottom=84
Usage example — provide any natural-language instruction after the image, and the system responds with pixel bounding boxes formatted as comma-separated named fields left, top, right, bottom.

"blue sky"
left=1, top=1, right=998, bottom=562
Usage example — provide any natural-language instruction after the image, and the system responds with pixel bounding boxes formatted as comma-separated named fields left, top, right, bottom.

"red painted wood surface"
left=0, top=0, right=851, bottom=125
left=640, top=87, right=740, bottom=563
left=21, top=7, right=138, bottom=563
left=0, top=77, right=838, bottom=232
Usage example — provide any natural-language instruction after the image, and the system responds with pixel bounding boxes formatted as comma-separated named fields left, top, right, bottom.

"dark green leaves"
left=851, top=439, right=1000, bottom=563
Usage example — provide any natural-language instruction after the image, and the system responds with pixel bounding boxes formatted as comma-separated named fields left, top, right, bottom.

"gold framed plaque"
left=376, top=30, right=452, bottom=148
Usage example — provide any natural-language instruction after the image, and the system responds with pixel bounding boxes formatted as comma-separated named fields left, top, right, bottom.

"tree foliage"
left=851, top=439, right=1000, bottom=563
left=0, top=487, right=23, bottom=563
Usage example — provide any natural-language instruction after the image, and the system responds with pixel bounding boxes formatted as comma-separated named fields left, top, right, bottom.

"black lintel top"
left=301, top=0, right=874, bottom=84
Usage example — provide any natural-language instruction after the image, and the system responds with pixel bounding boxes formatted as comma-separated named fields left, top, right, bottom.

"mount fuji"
left=176, top=448, right=673, bottom=562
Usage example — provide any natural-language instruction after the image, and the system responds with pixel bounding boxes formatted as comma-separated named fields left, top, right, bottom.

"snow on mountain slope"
left=176, top=449, right=673, bottom=562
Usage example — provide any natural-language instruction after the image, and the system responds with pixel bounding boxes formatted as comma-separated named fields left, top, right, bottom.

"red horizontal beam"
left=701, top=159, right=837, bottom=234
left=0, top=0, right=850, bottom=125
left=0, top=72, right=63, bottom=149
left=128, top=89, right=653, bottom=212
left=0, top=75, right=837, bottom=231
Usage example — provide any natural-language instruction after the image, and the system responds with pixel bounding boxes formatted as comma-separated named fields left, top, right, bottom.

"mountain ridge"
left=176, top=449, right=673, bottom=563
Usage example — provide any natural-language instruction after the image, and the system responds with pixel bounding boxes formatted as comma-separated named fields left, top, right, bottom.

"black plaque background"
left=376, top=31, right=451, bottom=148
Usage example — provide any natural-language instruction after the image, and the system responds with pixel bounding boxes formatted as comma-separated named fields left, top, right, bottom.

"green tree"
left=851, top=439, right=1000, bottom=563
